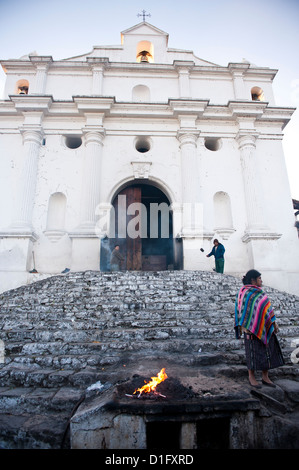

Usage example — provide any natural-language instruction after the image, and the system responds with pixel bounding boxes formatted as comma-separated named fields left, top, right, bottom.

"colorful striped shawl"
left=235, top=285, right=276, bottom=345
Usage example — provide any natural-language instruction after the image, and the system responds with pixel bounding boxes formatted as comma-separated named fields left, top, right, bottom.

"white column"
left=87, top=58, right=108, bottom=95
left=229, top=63, right=249, bottom=100
left=177, top=130, right=201, bottom=234
left=174, top=62, right=194, bottom=99
left=178, top=68, right=191, bottom=98
left=78, top=128, right=105, bottom=230
left=30, top=56, right=52, bottom=94
left=177, top=127, right=210, bottom=270
left=0, top=125, right=43, bottom=274
left=70, top=126, right=105, bottom=271
left=11, top=127, right=43, bottom=232
left=232, top=71, right=246, bottom=100
left=92, top=66, right=104, bottom=95
left=237, top=133, right=266, bottom=231
left=34, top=65, right=48, bottom=94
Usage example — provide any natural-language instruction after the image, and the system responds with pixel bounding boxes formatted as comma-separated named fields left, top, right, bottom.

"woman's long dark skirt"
left=244, top=332, right=285, bottom=371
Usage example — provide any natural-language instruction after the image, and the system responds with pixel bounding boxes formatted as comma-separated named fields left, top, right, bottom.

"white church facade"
left=0, top=21, right=298, bottom=295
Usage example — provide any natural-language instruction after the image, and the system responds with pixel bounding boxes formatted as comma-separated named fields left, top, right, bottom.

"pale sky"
left=0, top=0, right=298, bottom=199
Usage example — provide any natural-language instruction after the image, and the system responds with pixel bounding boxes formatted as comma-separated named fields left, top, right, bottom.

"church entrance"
left=100, top=183, right=177, bottom=271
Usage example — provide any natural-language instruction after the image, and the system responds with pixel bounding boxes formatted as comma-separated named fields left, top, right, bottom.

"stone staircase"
left=0, top=270, right=299, bottom=448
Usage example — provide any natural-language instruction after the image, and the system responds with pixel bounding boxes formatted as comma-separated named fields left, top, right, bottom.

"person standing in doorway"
left=234, top=269, right=284, bottom=388
left=206, top=239, right=225, bottom=273
left=110, top=245, right=124, bottom=271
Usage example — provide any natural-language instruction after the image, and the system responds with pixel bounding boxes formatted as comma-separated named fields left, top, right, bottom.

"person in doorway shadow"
left=110, top=245, right=124, bottom=271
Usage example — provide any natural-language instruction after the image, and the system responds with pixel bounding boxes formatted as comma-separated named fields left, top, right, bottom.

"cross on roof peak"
left=137, top=10, right=151, bottom=22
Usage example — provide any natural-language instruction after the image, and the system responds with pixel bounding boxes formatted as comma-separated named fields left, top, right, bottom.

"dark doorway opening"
left=100, top=183, right=176, bottom=271
left=196, top=417, right=230, bottom=449
left=146, top=421, right=181, bottom=449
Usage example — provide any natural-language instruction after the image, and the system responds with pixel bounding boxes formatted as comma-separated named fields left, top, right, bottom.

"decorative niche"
left=44, top=192, right=67, bottom=242
left=132, top=84, right=150, bottom=102
left=213, top=191, right=235, bottom=239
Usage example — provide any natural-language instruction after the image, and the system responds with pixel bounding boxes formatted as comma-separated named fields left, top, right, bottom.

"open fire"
left=126, top=368, right=168, bottom=398
left=117, top=368, right=197, bottom=402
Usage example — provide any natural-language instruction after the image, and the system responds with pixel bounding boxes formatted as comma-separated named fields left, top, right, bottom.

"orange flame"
left=133, top=368, right=168, bottom=396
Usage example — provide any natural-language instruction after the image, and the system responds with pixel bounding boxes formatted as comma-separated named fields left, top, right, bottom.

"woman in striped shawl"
left=235, top=269, right=284, bottom=388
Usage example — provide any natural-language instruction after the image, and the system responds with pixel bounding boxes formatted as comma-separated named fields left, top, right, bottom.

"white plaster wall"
left=255, top=138, right=299, bottom=273
left=100, top=132, right=181, bottom=205
left=32, top=133, right=83, bottom=233
left=104, top=73, right=179, bottom=102
left=3, top=72, right=35, bottom=98
left=190, top=75, right=234, bottom=104
left=199, top=135, right=249, bottom=273
left=0, top=131, right=24, bottom=228
left=244, top=78, right=276, bottom=105
left=46, top=71, right=92, bottom=100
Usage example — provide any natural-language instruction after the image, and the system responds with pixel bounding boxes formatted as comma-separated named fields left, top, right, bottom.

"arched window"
left=45, top=192, right=67, bottom=241
left=251, top=86, right=265, bottom=101
left=136, top=40, right=154, bottom=63
left=15, top=79, right=29, bottom=95
left=213, top=191, right=235, bottom=239
left=132, top=85, right=150, bottom=102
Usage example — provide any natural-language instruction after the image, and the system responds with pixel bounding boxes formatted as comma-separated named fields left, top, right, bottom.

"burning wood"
left=132, top=368, right=168, bottom=398
left=116, top=370, right=197, bottom=402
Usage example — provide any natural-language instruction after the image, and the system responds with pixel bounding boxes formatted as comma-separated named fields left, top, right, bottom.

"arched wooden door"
left=100, top=183, right=174, bottom=271
left=118, top=185, right=142, bottom=271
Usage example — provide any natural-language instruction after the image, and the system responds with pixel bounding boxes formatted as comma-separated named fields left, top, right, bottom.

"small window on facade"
left=16, top=79, right=29, bottom=95
left=65, top=136, right=82, bottom=149
left=136, top=41, right=154, bottom=63
left=204, top=138, right=222, bottom=151
left=251, top=86, right=265, bottom=101
left=135, top=136, right=151, bottom=153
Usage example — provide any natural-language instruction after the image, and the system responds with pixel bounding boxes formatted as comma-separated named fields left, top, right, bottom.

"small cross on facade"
left=137, top=10, right=151, bottom=22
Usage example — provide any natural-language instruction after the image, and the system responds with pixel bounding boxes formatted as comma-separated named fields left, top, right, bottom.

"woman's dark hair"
left=242, top=269, right=261, bottom=285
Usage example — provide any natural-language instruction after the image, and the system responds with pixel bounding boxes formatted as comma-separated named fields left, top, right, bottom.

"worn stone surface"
left=0, top=270, right=299, bottom=449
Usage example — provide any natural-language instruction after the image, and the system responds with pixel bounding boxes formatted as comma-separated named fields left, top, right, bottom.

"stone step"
left=0, top=312, right=235, bottom=329
left=2, top=334, right=241, bottom=358
left=0, top=411, right=71, bottom=449
left=2, top=337, right=295, bottom=387
left=1, top=353, right=245, bottom=389
left=0, top=386, right=83, bottom=415
left=1, top=318, right=298, bottom=347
